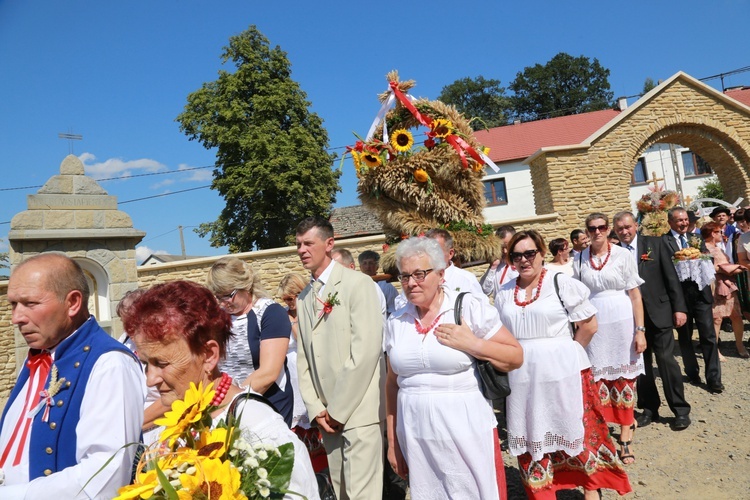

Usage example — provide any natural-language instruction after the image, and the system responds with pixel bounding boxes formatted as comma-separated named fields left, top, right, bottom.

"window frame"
left=483, top=177, right=508, bottom=206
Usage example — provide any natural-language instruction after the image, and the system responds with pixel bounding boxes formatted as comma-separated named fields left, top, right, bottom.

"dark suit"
left=662, top=231, right=722, bottom=386
left=624, top=235, right=690, bottom=418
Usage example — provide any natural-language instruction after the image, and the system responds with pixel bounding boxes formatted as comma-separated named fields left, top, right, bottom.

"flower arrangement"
left=114, top=381, right=297, bottom=500
left=636, top=189, right=680, bottom=236
left=316, top=292, right=340, bottom=318
left=640, top=249, right=653, bottom=261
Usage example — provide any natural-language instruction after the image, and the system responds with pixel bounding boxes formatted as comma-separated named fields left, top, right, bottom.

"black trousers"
left=637, top=312, right=690, bottom=417
left=676, top=283, right=722, bottom=386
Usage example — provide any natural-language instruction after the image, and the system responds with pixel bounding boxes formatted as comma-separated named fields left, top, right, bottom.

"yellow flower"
left=155, top=381, right=215, bottom=446
left=113, top=469, right=159, bottom=500
left=351, top=150, right=361, bottom=169
left=361, top=152, right=382, bottom=168
left=414, top=168, right=429, bottom=183
left=482, top=146, right=491, bottom=156
left=390, top=129, right=414, bottom=152
left=198, top=427, right=232, bottom=459
left=431, top=118, right=454, bottom=138
left=179, top=457, right=245, bottom=500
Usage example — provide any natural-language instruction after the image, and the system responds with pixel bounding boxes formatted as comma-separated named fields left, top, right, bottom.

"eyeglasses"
left=509, top=249, right=540, bottom=263
left=587, top=224, right=609, bottom=233
left=216, top=289, right=238, bottom=303
left=397, top=269, right=433, bottom=285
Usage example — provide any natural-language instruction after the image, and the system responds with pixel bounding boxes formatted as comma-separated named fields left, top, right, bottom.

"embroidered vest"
left=0, top=317, right=137, bottom=480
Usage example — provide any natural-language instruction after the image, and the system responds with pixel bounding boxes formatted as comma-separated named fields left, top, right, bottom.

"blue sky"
left=1, top=0, right=748, bottom=262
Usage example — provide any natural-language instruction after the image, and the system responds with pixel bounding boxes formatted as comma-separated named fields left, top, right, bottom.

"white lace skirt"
left=585, top=290, right=644, bottom=381
left=506, top=336, right=589, bottom=461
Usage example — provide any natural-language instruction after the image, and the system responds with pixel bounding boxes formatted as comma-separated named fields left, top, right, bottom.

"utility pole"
left=178, top=226, right=186, bottom=257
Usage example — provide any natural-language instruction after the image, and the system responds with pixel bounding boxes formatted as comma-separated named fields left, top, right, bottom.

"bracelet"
left=635, top=326, right=646, bottom=332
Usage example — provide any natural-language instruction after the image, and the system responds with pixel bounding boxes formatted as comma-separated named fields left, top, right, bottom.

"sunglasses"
left=216, top=289, right=238, bottom=303
left=587, top=224, right=609, bottom=233
left=509, top=249, right=540, bottom=263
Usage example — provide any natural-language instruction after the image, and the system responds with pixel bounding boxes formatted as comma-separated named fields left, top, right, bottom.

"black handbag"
left=454, top=292, right=511, bottom=400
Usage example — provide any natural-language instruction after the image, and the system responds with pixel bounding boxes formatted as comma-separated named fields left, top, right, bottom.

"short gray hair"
left=395, top=237, right=447, bottom=272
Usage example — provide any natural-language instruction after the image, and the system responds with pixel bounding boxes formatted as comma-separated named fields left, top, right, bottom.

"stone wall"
left=0, top=282, right=12, bottom=407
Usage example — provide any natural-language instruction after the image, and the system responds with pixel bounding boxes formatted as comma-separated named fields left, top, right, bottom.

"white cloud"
left=151, top=179, right=175, bottom=189
left=135, top=245, right=169, bottom=264
left=79, top=152, right=167, bottom=180
left=178, top=163, right=213, bottom=182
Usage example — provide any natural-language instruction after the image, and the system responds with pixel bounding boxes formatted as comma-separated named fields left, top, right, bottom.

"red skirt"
left=596, top=377, right=637, bottom=426
left=516, top=369, right=632, bottom=499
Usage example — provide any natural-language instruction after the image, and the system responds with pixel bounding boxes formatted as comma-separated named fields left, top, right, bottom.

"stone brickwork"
left=529, top=73, right=750, bottom=236
left=0, top=282, right=12, bottom=407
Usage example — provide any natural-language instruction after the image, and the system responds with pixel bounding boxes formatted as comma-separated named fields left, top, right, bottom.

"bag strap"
left=227, top=392, right=281, bottom=422
left=553, top=272, right=576, bottom=338
left=454, top=292, right=469, bottom=325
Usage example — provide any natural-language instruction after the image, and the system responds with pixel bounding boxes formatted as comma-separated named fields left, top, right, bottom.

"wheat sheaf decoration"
left=345, top=71, right=502, bottom=274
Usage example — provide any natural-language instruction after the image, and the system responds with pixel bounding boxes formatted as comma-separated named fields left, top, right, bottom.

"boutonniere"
left=316, top=292, right=340, bottom=318
left=29, top=364, right=67, bottom=422
left=688, top=235, right=702, bottom=249
left=640, top=249, right=653, bottom=261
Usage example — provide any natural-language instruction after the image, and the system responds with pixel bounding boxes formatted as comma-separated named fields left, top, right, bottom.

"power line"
left=118, top=185, right=210, bottom=204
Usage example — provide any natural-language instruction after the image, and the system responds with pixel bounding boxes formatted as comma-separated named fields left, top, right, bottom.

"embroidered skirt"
left=516, top=369, right=632, bottom=499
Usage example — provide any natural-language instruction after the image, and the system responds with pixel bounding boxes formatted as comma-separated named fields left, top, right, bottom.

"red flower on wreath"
left=424, top=138, right=436, bottom=150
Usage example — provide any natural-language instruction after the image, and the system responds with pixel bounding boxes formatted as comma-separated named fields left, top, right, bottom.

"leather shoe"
left=635, top=411, right=658, bottom=428
left=672, top=415, right=691, bottom=430
left=687, top=374, right=701, bottom=386
left=708, top=382, right=725, bottom=394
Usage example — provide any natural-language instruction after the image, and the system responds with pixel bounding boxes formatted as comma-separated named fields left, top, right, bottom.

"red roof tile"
left=725, top=87, right=750, bottom=108
left=475, top=109, right=621, bottom=163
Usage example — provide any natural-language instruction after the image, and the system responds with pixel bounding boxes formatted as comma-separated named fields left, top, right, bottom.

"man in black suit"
left=613, top=211, right=691, bottom=430
left=663, top=206, right=723, bottom=393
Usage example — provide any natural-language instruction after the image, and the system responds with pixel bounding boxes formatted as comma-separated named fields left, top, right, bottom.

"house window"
left=682, top=151, right=712, bottom=177
left=632, top=158, right=648, bottom=185
left=484, top=178, right=508, bottom=206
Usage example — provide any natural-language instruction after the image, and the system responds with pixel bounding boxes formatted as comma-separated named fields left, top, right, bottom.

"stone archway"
left=526, top=72, right=750, bottom=238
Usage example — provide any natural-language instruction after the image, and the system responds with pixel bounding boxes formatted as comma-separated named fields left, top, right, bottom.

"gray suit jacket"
left=297, top=262, right=385, bottom=429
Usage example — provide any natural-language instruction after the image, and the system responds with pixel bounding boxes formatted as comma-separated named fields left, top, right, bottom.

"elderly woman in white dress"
left=385, top=237, right=523, bottom=499
left=495, top=230, right=631, bottom=500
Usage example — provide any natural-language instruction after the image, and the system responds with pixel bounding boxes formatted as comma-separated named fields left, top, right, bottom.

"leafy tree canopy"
left=437, top=76, right=509, bottom=130
left=642, top=77, right=657, bottom=94
left=176, top=26, right=340, bottom=252
left=509, top=52, right=614, bottom=121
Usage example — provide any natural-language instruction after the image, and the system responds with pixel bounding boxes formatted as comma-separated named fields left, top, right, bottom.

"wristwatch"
left=635, top=326, right=646, bottom=332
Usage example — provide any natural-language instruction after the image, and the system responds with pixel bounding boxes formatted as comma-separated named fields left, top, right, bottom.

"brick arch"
left=526, top=73, right=750, bottom=241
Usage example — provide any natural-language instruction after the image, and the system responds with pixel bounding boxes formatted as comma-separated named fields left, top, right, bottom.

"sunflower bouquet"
left=114, top=381, right=297, bottom=500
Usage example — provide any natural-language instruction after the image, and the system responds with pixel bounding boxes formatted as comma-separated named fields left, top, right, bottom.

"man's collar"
left=313, top=259, right=337, bottom=285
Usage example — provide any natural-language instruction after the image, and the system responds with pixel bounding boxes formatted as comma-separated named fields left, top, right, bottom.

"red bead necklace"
left=210, top=372, right=232, bottom=406
left=589, top=243, right=612, bottom=271
left=415, top=311, right=446, bottom=335
left=514, top=267, right=547, bottom=307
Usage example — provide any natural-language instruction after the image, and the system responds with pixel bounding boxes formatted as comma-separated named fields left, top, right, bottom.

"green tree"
left=177, top=26, right=340, bottom=251
left=509, top=52, right=614, bottom=121
left=696, top=177, right=724, bottom=207
left=437, top=76, right=509, bottom=130
left=642, top=77, right=657, bottom=94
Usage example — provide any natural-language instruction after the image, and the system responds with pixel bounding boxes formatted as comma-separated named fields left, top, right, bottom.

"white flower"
left=257, top=478, right=271, bottom=488
left=257, top=449, right=268, bottom=460
left=257, top=468, right=268, bottom=479
left=244, top=457, right=259, bottom=468
left=259, top=486, right=270, bottom=498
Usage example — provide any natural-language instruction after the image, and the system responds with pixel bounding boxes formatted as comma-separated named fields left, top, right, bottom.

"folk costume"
left=495, top=273, right=631, bottom=498
left=0, top=316, right=144, bottom=499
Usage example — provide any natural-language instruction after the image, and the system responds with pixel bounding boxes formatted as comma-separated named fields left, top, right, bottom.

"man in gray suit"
left=295, top=216, right=385, bottom=500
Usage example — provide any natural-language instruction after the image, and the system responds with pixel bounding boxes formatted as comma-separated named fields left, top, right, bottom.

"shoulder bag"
left=455, top=292, right=511, bottom=400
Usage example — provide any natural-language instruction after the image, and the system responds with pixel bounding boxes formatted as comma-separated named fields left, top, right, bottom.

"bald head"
left=15, top=253, right=90, bottom=308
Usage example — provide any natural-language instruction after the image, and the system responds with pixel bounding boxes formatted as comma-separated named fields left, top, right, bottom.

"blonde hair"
left=278, top=273, right=307, bottom=299
left=206, top=256, right=269, bottom=299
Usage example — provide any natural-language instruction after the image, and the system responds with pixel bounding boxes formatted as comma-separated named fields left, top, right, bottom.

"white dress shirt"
left=0, top=347, right=145, bottom=499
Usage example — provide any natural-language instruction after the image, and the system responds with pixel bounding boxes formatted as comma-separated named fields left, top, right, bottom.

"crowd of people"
left=1, top=206, right=748, bottom=499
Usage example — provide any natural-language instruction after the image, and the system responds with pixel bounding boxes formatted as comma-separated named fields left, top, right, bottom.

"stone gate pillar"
left=7, top=155, right=145, bottom=371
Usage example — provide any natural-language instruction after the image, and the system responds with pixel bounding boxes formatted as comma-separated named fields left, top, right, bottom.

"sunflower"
left=155, top=381, right=215, bottom=446
left=361, top=152, right=382, bottom=168
left=414, top=168, right=429, bottom=183
left=198, top=427, right=232, bottom=459
left=431, top=118, right=454, bottom=138
left=113, top=469, right=160, bottom=500
left=390, top=129, right=414, bottom=153
left=351, top=150, right=362, bottom=169
left=179, top=457, right=245, bottom=500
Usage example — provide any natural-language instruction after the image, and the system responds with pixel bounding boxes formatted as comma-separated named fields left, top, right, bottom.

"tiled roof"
left=329, top=205, right=383, bottom=239
left=474, top=109, right=621, bottom=163
left=725, top=87, right=750, bottom=108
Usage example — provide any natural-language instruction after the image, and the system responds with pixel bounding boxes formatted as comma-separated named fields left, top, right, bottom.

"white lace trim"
left=673, top=259, right=715, bottom=290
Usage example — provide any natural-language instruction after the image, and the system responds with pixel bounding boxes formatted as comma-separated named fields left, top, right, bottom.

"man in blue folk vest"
left=0, top=253, right=144, bottom=498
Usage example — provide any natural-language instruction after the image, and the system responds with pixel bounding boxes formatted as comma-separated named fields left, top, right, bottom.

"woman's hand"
left=435, top=319, right=479, bottom=353
left=634, top=330, right=647, bottom=354
left=387, top=440, right=409, bottom=480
